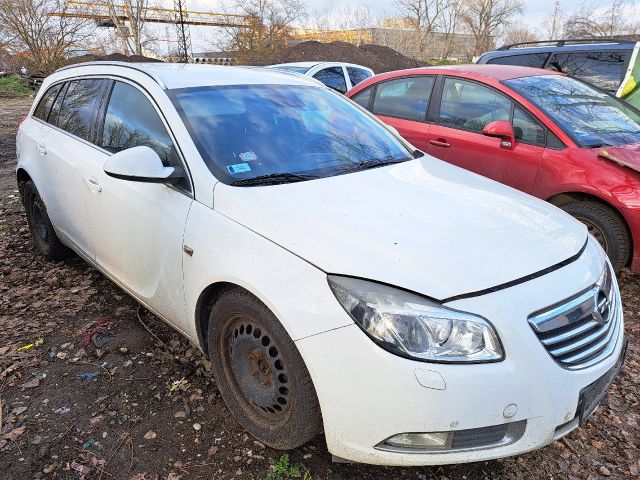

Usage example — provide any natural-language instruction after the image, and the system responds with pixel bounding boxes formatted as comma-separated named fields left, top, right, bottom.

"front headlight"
left=328, top=276, right=504, bottom=363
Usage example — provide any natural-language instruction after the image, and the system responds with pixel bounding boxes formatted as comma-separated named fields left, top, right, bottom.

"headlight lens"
left=328, top=276, right=503, bottom=363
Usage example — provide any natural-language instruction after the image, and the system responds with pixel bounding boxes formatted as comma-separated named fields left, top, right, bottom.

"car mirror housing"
left=482, top=120, right=515, bottom=149
left=103, top=146, right=184, bottom=184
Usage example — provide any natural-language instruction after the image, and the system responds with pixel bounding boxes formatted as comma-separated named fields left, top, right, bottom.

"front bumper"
left=295, top=241, right=625, bottom=466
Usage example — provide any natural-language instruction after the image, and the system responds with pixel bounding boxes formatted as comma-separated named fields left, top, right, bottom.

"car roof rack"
left=497, top=38, right=637, bottom=50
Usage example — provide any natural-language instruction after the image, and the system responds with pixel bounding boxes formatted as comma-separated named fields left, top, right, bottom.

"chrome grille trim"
left=528, top=266, right=621, bottom=370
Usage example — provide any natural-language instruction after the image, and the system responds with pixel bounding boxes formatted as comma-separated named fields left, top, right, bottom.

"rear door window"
left=487, top=53, right=549, bottom=68
left=372, top=76, right=435, bottom=122
left=57, top=79, right=104, bottom=141
left=547, top=51, right=628, bottom=93
left=347, top=67, right=372, bottom=87
left=47, top=82, right=68, bottom=127
left=438, top=78, right=512, bottom=133
left=33, top=84, right=63, bottom=121
left=313, top=67, right=348, bottom=93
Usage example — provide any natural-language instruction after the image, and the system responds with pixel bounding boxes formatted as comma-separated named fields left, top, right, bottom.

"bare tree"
left=0, top=0, right=95, bottom=75
left=214, top=0, right=305, bottom=63
left=459, top=0, right=524, bottom=56
left=563, top=0, right=635, bottom=38
left=394, top=0, right=449, bottom=52
left=503, top=21, right=539, bottom=46
left=101, top=0, right=156, bottom=56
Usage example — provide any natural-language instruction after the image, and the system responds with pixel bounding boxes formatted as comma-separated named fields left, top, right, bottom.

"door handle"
left=36, top=144, right=47, bottom=155
left=85, top=177, right=102, bottom=193
left=429, top=139, right=451, bottom=148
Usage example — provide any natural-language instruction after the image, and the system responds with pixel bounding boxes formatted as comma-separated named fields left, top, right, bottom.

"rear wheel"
left=207, top=288, right=322, bottom=450
left=559, top=201, right=630, bottom=272
left=22, top=181, right=71, bottom=261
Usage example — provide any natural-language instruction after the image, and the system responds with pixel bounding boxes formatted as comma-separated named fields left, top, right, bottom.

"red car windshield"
left=505, top=75, right=640, bottom=148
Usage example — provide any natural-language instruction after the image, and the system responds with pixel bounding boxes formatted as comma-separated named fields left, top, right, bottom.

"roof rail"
left=55, top=61, right=167, bottom=89
left=497, top=38, right=637, bottom=50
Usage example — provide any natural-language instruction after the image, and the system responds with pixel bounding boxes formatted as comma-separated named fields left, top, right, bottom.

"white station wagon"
left=266, top=61, right=373, bottom=93
left=16, top=62, right=626, bottom=466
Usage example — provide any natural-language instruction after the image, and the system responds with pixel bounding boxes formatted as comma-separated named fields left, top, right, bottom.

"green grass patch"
left=266, top=454, right=312, bottom=480
left=0, top=75, right=34, bottom=96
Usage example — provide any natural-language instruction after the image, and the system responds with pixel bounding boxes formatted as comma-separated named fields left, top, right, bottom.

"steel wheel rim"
left=222, top=315, right=291, bottom=425
left=576, top=216, right=608, bottom=253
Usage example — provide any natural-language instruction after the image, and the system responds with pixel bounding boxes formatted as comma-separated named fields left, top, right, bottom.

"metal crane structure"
left=51, top=1, right=255, bottom=61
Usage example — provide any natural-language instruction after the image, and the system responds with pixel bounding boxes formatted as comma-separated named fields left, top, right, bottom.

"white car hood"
left=214, top=157, right=587, bottom=300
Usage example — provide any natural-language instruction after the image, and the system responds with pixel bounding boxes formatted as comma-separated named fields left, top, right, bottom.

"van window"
left=547, top=51, right=628, bottom=93
left=487, top=53, right=549, bottom=68
left=33, top=84, right=63, bottom=121
left=57, top=79, right=104, bottom=141
left=372, top=76, right=435, bottom=122
left=101, top=81, right=176, bottom=167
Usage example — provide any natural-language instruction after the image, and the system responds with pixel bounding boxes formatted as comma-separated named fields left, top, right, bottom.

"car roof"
left=403, top=64, right=562, bottom=81
left=479, top=41, right=635, bottom=62
left=268, top=61, right=373, bottom=71
left=55, top=61, right=322, bottom=89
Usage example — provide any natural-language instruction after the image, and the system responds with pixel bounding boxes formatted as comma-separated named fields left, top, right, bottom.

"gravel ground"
left=0, top=97, right=638, bottom=479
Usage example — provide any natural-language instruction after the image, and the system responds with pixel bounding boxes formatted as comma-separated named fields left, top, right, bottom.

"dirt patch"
left=0, top=97, right=638, bottom=479
left=252, top=41, right=420, bottom=73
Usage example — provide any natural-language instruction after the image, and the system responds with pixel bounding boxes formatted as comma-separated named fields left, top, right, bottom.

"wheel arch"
left=547, top=191, right=633, bottom=266
left=16, top=167, right=32, bottom=200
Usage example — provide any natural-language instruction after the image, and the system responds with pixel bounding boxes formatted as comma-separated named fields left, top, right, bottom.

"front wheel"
left=207, top=288, right=322, bottom=450
left=559, top=201, right=630, bottom=272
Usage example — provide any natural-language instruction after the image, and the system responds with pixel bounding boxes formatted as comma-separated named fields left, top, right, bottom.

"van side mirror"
left=482, top=120, right=515, bottom=149
left=103, top=146, right=184, bottom=184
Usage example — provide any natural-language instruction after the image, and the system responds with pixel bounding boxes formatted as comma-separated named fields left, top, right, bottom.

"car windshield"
left=504, top=75, right=640, bottom=148
left=170, top=85, right=414, bottom=185
left=269, top=65, right=309, bottom=74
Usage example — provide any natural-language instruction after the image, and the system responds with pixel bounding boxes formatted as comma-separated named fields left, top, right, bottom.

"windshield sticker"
left=227, top=163, right=251, bottom=174
left=239, top=151, right=258, bottom=162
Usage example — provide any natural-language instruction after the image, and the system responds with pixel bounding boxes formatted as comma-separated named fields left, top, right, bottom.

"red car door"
left=427, top=77, right=545, bottom=194
left=368, top=75, right=436, bottom=151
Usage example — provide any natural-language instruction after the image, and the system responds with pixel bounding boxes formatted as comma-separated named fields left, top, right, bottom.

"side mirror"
left=103, top=146, right=184, bottom=184
left=482, top=120, right=515, bottom=149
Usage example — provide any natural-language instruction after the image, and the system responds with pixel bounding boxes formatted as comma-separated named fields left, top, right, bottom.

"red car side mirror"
left=482, top=120, right=515, bottom=149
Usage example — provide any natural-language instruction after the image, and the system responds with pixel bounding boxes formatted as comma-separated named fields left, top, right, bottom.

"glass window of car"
left=372, top=76, right=435, bottom=122
left=505, top=75, right=640, bottom=147
left=351, top=87, right=372, bottom=109
left=56, top=79, right=104, bottom=141
left=487, top=53, right=549, bottom=68
left=347, top=67, right=372, bottom=86
left=270, top=65, right=309, bottom=74
left=547, top=51, right=627, bottom=93
left=438, top=78, right=512, bottom=133
left=170, top=85, right=413, bottom=185
left=101, top=81, right=176, bottom=167
left=313, top=67, right=347, bottom=93
left=33, top=84, right=63, bottom=121
left=48, top=82, right=68, bottom=127
left=513, top=106, right=546, bottom=146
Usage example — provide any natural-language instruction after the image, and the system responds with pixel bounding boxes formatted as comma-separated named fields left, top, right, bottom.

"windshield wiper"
left=230, top=172, right=317, bottom=186
left=334, top=158, right=409, bottom=175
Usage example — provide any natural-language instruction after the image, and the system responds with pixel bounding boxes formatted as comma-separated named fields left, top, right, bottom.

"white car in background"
left=16, top=61, right=625, bottom=466
left=266, top=61, right=373, bottom=93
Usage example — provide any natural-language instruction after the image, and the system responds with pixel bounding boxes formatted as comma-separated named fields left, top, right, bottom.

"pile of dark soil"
left=253, top=41, right=421, bottom=73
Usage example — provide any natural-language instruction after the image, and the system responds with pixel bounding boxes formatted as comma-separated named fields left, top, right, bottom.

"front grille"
left=528, top=266, right=621, bottom=370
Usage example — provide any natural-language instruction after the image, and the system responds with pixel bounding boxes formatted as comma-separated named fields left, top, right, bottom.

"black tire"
left=559, top=201, right=630, bottom=272
left=22, top=181, right=72, bottom=261
left=207, top=288, right=322, bottom=450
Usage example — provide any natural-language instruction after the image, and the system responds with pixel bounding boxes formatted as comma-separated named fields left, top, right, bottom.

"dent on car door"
left=33, top=79, right=107, bottom=256
left=86, top=80, right=193, bottom=326
left=428, top=77, right=544, bottom=193
left=367, top=76, right=435, bottom=151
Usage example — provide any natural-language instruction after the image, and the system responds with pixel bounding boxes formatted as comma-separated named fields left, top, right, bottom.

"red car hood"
left=598, top=143, right=640, bottom=172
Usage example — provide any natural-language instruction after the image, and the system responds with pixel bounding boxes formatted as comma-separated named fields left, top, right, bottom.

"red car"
left=347, top=64, right=640, bottom=273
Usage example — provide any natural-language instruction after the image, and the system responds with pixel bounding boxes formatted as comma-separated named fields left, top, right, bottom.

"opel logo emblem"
left=592, top=289, right=610, bottom=325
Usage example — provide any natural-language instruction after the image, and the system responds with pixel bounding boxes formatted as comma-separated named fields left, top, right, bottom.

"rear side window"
left=487, top=53, right=549, bottom=68
left=438, top=78, right=512, bottom=133
left=313, top=67, right=347, bottom=93
left=351, top=87, right=372, bottom=109
left=547, top=51, right=627, bottom=93
left=57, top=79, right=104, bottom=141
left=347, top=67, right=372, bottom=86
left=101, top=81, right=176, bottom=167
left=33, top=84, right=63, bottom=121
left=48, top=82, right=68, bottom=127
left=372, top=76, right=435, bottom=122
